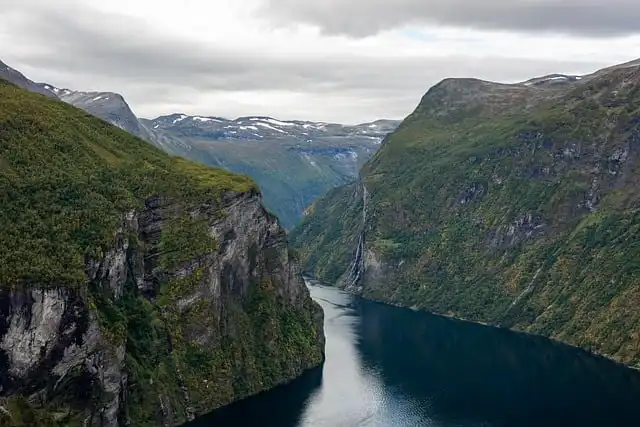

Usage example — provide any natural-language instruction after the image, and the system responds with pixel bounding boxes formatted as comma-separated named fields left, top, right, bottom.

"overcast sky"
left=2, top=0, right=640, bottom=123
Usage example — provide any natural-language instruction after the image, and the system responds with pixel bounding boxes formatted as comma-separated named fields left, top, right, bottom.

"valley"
left=4, top=50, right=640, bottom=427
left=0, top=61, right=398, bottom=228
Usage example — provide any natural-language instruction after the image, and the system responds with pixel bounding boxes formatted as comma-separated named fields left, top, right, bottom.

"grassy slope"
left=0, top=80, right=323, bottom=426
left=0, top=79, right=255, bottom=287
left=292, top=65, right=640, bottom=366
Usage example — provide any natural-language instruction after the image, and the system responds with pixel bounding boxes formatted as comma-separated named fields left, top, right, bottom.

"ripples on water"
left=189, top=284, right=640, bottom=427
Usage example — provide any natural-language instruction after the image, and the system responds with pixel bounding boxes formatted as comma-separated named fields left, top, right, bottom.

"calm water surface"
left=189, top=284, right=640, bottom=427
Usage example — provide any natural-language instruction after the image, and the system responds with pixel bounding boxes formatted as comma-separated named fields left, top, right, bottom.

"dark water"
left=189, top=284, right=640, bottom=427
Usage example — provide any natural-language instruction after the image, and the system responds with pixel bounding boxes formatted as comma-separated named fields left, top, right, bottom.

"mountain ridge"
left=291, top=57, right=640, bottom=368
left=0, top=59, right=399, bottom=228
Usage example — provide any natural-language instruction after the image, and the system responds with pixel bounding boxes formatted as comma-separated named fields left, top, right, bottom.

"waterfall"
left=345, top=184, right=368, bottom=291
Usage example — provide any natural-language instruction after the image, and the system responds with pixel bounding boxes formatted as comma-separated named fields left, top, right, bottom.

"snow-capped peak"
left=148, top=113, right=400, bottom=142
left=172, top=114, right=188, bottom=124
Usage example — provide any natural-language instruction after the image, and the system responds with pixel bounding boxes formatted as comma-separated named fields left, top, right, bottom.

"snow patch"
left=193, top=116, right=220, bottom=123
left=262, top=118, right=295, bottom=127
left=543, top=76, right=569, bottom=82
left=255, top=122, right=287, bottom=134
left=172, top=114, right=188, bottom=124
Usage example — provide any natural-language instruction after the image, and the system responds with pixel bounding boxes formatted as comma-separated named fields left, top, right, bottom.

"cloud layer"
left=263, top=0, right=640, bottom=37
left=1, top=0, right=639, bottom=123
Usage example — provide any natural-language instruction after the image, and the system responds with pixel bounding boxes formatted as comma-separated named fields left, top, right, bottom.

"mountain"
left=0, top=59, right=398, bottom=229
left=0, top=60, right=57, bottom=98
left=0, top=78, right=324, bottom=426
left=144, top=114, right=400, bottom=228
left=37, top=83, right=191, bottom=156
left=291, top=58, right=640, bottom=368
left=145, top=113, right=399, bottom=141
left=44, top=85, right=155, bottom=139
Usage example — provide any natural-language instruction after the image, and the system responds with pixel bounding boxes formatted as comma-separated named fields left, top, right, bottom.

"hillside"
left=0, top=60, right=57, bottom=98
left=143, top=114, right=399, bottom=228
left=0, top=79, right=324, bottom=426
left=0, top=53, right=398, bottom=230
left=0, top=56, right=399, bottom=229
left=36, top=72, right=398, bottom=228
left=291, top=59, right=640, bottom=367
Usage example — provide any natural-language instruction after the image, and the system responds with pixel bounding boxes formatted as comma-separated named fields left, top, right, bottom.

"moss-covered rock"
left=0, top=79, right=324, bottom=426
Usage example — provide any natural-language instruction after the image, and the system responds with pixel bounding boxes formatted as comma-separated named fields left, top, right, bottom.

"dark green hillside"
left=0, top=79, right=323, bottom=427
left=292, top=62, right=640, bottom=367
left=0, top=78, right=255, bottom=287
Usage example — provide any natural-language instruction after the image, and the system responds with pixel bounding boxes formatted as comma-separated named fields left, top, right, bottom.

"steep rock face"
left=0, top=79, right=324, bottom=426
left=292, top=59, right=640, bottom=368
left=0, top=192, right=324, bottom=427
left=0, top=278, right=126, bottom=427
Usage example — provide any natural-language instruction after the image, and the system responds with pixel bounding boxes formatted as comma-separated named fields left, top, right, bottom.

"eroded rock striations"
left=0, top=79, right=323, bottom=426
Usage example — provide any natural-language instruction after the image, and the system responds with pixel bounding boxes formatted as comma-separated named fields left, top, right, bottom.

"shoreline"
left=304, top=278, right=640, bottom=373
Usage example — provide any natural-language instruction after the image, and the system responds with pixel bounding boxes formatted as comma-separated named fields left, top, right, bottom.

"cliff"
left=291, top=59, right=640, bottom=368
left=0, top=79, right=324, bottom=426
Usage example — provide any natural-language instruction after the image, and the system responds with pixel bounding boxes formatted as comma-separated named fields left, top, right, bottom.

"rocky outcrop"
left=0, top=190, right=324, bottom=426
left=0, top=287, right=125, bottom=426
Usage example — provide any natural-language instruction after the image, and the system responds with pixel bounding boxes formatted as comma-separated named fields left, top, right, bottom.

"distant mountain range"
left=145, top=113, right=398, bottom=142
left=0, top=59, right=399, bottom=227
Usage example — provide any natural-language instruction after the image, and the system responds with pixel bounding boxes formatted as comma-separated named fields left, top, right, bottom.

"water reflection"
left=188, top=366, right=322, bottom=426
left=355, top=296, right=640, bottom=427
left=189, top=284, right=640, bottom=427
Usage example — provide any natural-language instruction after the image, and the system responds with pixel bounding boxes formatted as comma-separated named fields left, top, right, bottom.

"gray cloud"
left=0, top=1, right=617, bottom=123
left=262, top=0, right=640, bottom=37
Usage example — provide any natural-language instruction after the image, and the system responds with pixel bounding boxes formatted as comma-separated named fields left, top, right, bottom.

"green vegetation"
left=117, top=268, right=322, bottom=426
left=290, top=183, right=362, bottom=283
left=159, top=216, right=217, bottom=270
left=0, top=397, right=57, bottom=427
left=292, top=65, right=640, bottom=367
left=0, top=78, right=255, bottom=288
left=0, top=80, right=323, bottom=426
left=185, top=137, right=376, bottom=229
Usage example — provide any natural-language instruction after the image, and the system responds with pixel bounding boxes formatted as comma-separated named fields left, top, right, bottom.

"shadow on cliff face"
left=185, top=366, right=323, bottom=427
